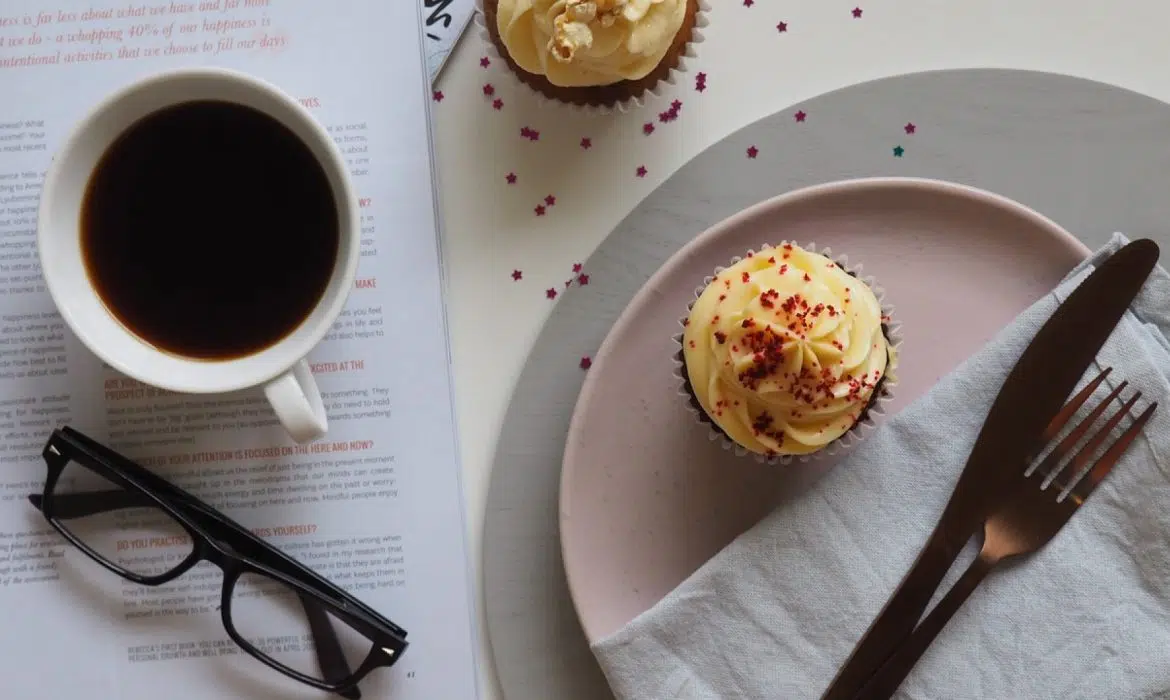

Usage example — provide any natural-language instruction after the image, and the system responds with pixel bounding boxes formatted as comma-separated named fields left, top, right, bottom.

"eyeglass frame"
left=28, top=426, right=409, bottom=699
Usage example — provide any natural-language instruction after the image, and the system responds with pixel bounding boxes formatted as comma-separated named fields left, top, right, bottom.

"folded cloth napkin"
left=592, top=233, right=1170, bottom=700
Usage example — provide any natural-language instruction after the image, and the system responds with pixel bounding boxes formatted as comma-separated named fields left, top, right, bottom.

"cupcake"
left=678, top=243, right=898, bottom=462
left=482, top=0, right=703, bottom=109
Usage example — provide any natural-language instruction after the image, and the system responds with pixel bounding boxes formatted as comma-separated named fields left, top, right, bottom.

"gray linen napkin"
left=592, top=233, right=1170, bottom=700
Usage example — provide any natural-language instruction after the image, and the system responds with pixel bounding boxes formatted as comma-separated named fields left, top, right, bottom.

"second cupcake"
left=483, top=0, right=703, bottom=109
left=679, top=243, right=898, bottom=462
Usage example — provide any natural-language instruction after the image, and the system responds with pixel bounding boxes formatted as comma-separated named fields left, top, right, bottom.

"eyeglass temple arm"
left=31, top=489, right=365, bottom=698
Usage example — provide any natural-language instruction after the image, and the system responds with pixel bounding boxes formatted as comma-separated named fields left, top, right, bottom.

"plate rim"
left=558, top=176, right=1092, bottom=643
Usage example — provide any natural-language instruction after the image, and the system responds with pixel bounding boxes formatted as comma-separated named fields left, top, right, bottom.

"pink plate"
left=560, top=177, right=1091, bottom=643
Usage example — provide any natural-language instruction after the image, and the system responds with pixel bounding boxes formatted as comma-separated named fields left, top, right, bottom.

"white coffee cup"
left=38, top=68, right=358, bottom=444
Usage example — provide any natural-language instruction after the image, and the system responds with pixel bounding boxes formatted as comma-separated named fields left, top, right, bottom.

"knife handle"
left=819, top=528, right=967, bottom=700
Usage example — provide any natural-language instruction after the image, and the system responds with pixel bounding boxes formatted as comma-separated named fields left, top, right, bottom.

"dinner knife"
left=819, top=238, right=1160, bottom=700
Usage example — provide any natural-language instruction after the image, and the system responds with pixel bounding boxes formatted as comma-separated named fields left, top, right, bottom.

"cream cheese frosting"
left=495, top=0, right=689, bottom=87
left=682, top=244, right=895, bottom=457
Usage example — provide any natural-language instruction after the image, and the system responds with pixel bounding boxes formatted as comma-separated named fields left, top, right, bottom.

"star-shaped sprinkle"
left=904, top=122, right=916, bottom=134
left=777, top=21, right=788, bottom=32
left=432, top=90, right=444, bottom=102
left=480, top=56, right=491, bottom=68
left=636, top=165, right=648, bottom=177
left=746, top=145, right=759, bottom=159
left=519, top=126, right=540, bottom=141
left=580, top=137, right=592, bottom=149
left=643, top=122, right=655, bottom=135
left=535, top=204, right=547, bottom=216
left=852, top=7, right=863, bottom=17
left=695, top=72, right=707, bottom=92
left=544, top=194, right=556, bottom=206
left=672, top=99, right=683, bottom=111
left=577, top=274, right=590, bottom=285
left=572, top=263, right=583, bottom=273
left=505, top=172, right=517, bottom=184
left=743, top=0, right=753, bottom=6
left=511, top=270, right=522, bottom=281
left=546, top=287, right=558, bottom=300
left=493, top=98, right=504, bottom=110
left=483, top=83, right=495, bottom=96
left=579, top=356, right=592, bottom=370
left=893, top=145, right=905, bottom=157
left=794, top=110, right=807, bottom=122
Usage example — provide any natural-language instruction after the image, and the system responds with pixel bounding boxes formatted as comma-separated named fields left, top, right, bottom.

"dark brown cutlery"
left=820, top=238, right=1161, bottom=700
left=853, top=369, right=1156, bottom=699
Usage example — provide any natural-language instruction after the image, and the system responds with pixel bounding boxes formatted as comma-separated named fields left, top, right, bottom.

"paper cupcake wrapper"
left=673, top=242, right=902, bottom=466
left=474, top=0, right=709, bottom=115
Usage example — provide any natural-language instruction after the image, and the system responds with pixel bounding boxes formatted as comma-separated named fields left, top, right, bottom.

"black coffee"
left=81, top=100, right=339, bottom=360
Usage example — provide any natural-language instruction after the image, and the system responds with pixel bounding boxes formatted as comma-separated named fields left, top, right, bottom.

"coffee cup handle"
left=263, top=359, right=328, bottom=444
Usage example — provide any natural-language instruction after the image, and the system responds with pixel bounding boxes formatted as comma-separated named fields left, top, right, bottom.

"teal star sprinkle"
left=892, top=145, right=905, bottom=157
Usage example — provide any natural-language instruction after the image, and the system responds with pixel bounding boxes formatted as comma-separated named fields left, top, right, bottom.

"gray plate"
left=482, top=69, right=1170, bottom=699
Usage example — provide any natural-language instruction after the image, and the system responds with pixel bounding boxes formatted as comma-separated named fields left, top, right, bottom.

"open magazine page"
left=0, top=1, right=477, bottom=698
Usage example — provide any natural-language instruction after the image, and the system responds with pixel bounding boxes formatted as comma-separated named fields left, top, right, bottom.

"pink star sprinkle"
left=643, top=122, right=655, bottom=135
left=580, top=137, right=592, bottom=149
left=572, top=263, right=583, bottom=273
left=511, top=270, right=522, bottom=281
left=904, top=122, right=917, bottom=134
left=493, top=98, right=504, bottom=110
left=432, top=90, right=444, bottom=102
left=746, top=145, right=759, bottom=159
left=671, top=99, right=683, bottom=111
left=579, top=356, right=592, bottom=370
left=480, top=56, right=491, bottom=68
left=695, top=72, right=707, bottom=92
left=852, top=7, right=863, bottom=17
left=636, top=165, right=648, bottom=178
left=577, top=274, right=590, bottom=285
left=546, top=287, right=558, bottom=300
left=545, top=194, right=556, bottom=206
left=535, top=204, right=547, bottom=216
left=505, top=172, right=517, bottom=184
left=743, top=0, right=753, bottom=6
left=658, top=111, right=673, bottom=123
left=777, top=21, right=788, bottom=32
left=483, top=83, right=495, bottom=96
left=794, top=110, right=807, bottom=122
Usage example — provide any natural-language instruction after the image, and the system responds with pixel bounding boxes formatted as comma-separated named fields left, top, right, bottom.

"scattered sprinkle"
left=546, top=287, right=558, bottom=299
left=643, top=122, right=655, bottom=135
left=580, top=356, right=592, bottom=370
left=776, top=21, right=788, bottom=32
left=492, top=98, right=504, bottom=110
left=904, top=122, right=917, bottom=134
left=432, top=90, right=444, bottom=102
left=794, top=110, right=807, bottom=122
left=482, top=83, right=495, bottom=97
left=580, top=137, right=592, bottom=149
left=544, top=194, right=556, bottom=206
left=572, top=263, right=583, bottom=273
left=695, top=72, right=708, bottom=92
left=636, top=165, right=648, bottom=178
left=852, top=7, right=863, bottom=17
left=746, top=145, right=759, bottom=159
left=893, top=145, right=905, bottom=157
left=505, top=172, right=517, bottom=184
left=511, top=270, right=522, bottom=281
left=480, top=56, right=491, bottom=68
left=535, top=204, right=547, bottom=216
left=520, top=126, right=540, bottom=141
left=743, top=0, right=754, bottom=5
left=578, top=274, right=590, bottom=286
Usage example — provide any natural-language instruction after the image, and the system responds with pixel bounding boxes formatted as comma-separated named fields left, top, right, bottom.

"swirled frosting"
left=682, top=244, right=895, bottom=457
left=495, top=0, right=689, bottom=87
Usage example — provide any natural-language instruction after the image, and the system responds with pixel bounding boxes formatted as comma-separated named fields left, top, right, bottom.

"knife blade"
left=819, top=238, right=1160, bottom=700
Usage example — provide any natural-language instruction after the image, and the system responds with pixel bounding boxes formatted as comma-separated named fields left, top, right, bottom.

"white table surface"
left=430, top=2, right=1170, bottom=697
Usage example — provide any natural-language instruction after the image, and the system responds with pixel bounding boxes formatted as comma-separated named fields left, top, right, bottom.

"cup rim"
left=38, top=66, right=360, bottom=394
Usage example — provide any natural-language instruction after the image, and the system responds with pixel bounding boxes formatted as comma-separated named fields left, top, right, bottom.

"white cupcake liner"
left=474, top=0, right=709, bottom=114
left=673, top=242, right=902, bottom=466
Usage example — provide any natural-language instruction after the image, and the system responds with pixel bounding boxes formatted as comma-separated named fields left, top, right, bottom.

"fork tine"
left=1029, top=379, right=1128, bottom=479
left=1067, top=401, right=1158, bottom=505
left=1052, top=392, right=1141, bottom=489
left=1039, top=367, right=1113, bottom=442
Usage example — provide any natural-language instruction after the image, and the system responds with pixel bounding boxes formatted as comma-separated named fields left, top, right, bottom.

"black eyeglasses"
left=29, top=427, right=408, bottom=699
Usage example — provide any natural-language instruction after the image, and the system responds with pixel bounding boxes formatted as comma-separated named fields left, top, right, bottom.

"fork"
left=852, top=367, right=1157, bottom=700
